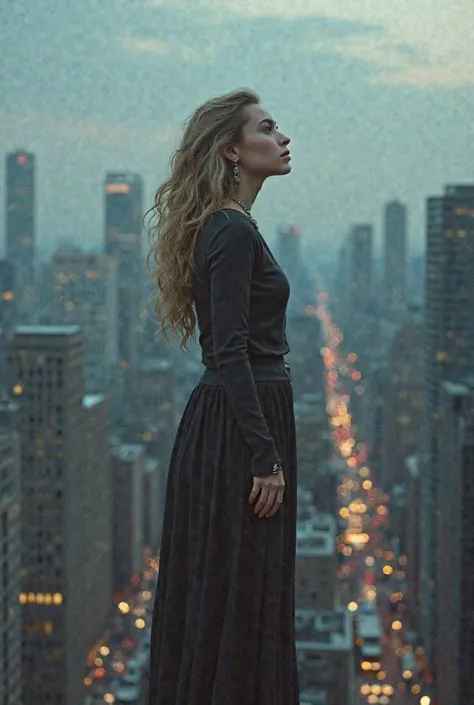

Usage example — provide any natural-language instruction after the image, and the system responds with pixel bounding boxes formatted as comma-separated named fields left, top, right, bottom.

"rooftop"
left=300, top=690, right=328, bottom=705
left=295, top=608, right=352, bottom=651
left=14, top=325, right=81, bottom=336
left=443, top=380, right=474, bottom=396
left=297, top=527, right=334, bottom=557
left=83, top=394, right=105, bottom=409
left=143, top=457, right=159, bottom=473
left=114, top=444, right=145, bottom=462
left=405, top=454, right=419, bottom=478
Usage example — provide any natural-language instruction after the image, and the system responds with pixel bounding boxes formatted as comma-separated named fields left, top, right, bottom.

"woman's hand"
left=248, top=470, right=285, bottom=518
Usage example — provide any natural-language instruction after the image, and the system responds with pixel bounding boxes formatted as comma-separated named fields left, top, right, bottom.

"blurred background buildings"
left=1, top=146, right=473, bottom=705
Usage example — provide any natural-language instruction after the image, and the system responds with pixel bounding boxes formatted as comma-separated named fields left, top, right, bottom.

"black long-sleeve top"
left=193, top=208, right=291, bottom=477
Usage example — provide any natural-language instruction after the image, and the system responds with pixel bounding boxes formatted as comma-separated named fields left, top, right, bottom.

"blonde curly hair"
left=146, top=88, right=260, bottom=350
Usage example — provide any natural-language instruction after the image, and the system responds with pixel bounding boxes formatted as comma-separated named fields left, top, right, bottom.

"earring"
left=232, top=159, right=241, bottom=185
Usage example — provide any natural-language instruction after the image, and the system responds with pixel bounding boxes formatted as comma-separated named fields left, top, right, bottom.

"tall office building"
left=8, top=325, right=112, bottom=704
left=287, top=312, right=324, bottom=398
left=435, top=379, right=474, bottom=704
left=132, top=358, right=175, bottom=463
left=51, top=250, right=119, bottom=394
left=104, top=173, right=144, bottom=402
left=110, top=444, right=145, bottom=591
left=104, top=172, right=143, bottom=283
left=381, top=319, right=423, bottom=490
left=142, top=457, right=162, bottom=551
left=404, top=456, right=421, bottom=628
left=295, top=514, right=336, bottom=610
left=0, top=400, right=22, bottom=705
left=0, top=261, right=16, bottom=335
left=5, top=151, right=36, bottom=323
left=277, top=225, right=301, bottom=276
left=348, top=224, right=373, bottom=315
left=294, top=396, right=331, bottom=505
left=384, top=200, right=407, bottom=317
left=295, top=608, right=354, bottom=705
left=277, top=225, right=302, bottom=310
left=420, top=184, right=474, bottom=663
left=333, top=239, right=351, bottom=325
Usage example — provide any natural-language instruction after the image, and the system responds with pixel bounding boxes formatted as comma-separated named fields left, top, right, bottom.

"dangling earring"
left=232, top=159, right=241, bottom=185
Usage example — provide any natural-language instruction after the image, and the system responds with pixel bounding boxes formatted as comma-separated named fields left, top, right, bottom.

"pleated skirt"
left=147, top=380, right=300, bottom=705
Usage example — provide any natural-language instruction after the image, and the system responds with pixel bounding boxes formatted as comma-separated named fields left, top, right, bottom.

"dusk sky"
left=2, top=0, right=473, bottom=259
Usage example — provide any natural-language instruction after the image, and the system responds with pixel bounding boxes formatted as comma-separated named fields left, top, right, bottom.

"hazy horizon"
left=2, top=0, right=474, bottom=260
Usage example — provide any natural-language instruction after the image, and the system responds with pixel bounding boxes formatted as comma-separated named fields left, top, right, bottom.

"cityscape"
left=1, top=146, right=473, bottom=704
left=1, top=1, right=474, bottom=702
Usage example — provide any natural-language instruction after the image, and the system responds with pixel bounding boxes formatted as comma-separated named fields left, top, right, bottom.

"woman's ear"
left=220, top=145, right=239, bottom=162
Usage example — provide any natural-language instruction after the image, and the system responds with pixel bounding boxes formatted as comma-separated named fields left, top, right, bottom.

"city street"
left=313, top=293, right=432, bottom=705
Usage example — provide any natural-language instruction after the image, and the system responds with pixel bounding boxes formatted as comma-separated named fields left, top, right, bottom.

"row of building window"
left=19, top=592, right=63, bottom=605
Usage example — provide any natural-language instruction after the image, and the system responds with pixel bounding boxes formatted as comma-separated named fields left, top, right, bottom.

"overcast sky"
left=1, top=0, right=473, bottom=260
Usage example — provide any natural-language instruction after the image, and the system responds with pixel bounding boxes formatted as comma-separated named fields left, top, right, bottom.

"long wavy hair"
left=145, top=88, right=260, bottom=350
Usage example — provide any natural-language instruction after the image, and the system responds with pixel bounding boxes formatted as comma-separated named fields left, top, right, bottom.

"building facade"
left=110, top=444, right=145, bottom=591
left=104, top=173, right=144, bottom=411
left=5, top=151, right=35, bottom=323
left=8, top=325, right=111, bottom=704
left=381, top=320, right=423, bottom=490
left=51, top=250, right=119, bottom=394
left=435, top=380, right=474, bottom=704
left=0, top=402, right=22, bottom=705
left=384, top=200, right=407, bottom=318
left=420, top=184, right=474, bottom=662
left=404, top=456, right=421, bottom=628
left=348, top=224, right=373, bottom=315
left=296, top=515, right=336, bottom=610
left=295, top=608, right=354, bottom=705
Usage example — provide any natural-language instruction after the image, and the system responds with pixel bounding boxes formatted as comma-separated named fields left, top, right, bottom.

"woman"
left=146, top=88, right=299, bottom=705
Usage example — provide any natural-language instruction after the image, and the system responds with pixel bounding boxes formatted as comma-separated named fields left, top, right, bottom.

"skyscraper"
left=0, top=399, right=22, bottom=705
left=435, top=379, right=474, bottom=704
left=348, top=224, right=373, bottom=315
left=276, top=225, right=303, bottom=311
left=381, top=319, right=423, bottom=490
left=384, top=200, right=407, bottom=318
left=5, top=151, right=35, bottom=322
left=8, top=326, right=112, bottom=703
left=0, top=260, right=16, bottom=335
left=104, top=173, right=144, bottom=404
left=51, top=250, right=119, bottom=394
left=277, top=225, right=301, bottom=281
left=420, top=184, right=474, bottom=663
left=104, top=172, right=143, bottom=285
left=110, top=443, right=145, bottom=591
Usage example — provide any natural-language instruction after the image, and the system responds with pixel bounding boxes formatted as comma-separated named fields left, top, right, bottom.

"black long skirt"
left=147, top=379, right=300, bottom=705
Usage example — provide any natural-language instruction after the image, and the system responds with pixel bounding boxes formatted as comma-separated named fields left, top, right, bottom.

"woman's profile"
left=146, top=88, right=299, bottom=705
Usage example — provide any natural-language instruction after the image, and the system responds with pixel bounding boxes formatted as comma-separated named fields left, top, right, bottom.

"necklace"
left=230, top=197, right=258, bottom=230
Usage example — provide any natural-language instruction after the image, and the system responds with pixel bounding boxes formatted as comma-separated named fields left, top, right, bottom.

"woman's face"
left=235, top=103, right=291, bottom=180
